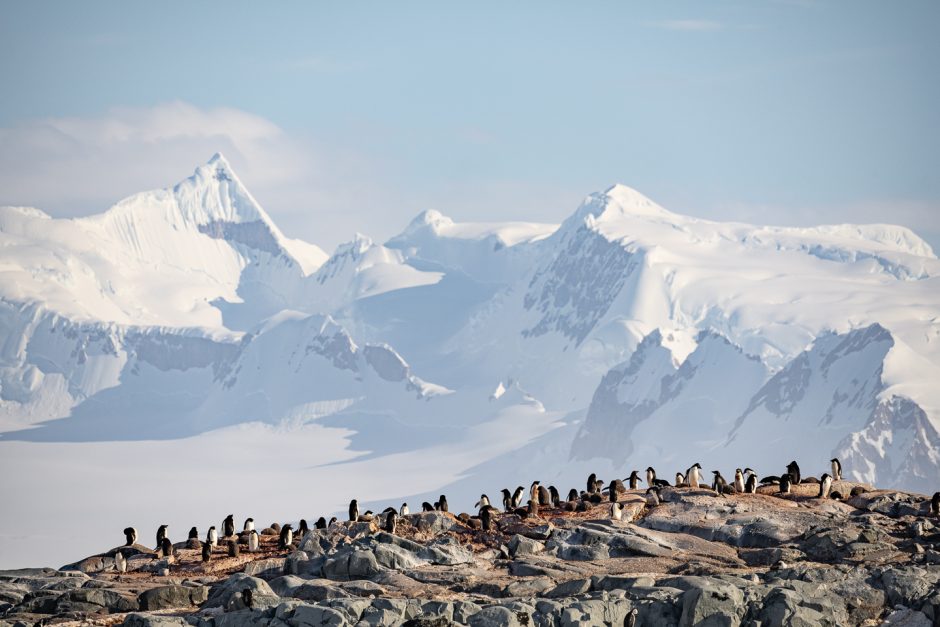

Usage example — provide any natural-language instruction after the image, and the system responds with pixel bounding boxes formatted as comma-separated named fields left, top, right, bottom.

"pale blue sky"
left=1, top=1, right=938, bottom=252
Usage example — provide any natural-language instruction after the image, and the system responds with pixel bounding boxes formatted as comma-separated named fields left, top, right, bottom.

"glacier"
left=1, top=154, right=938, bottom=569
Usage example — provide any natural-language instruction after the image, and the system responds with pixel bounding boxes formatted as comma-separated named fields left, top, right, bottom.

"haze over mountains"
left=1, top=154, right=938, bottom=568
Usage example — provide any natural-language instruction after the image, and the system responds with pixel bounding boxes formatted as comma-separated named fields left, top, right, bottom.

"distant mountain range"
left=2, top=153, right=938, bottom=495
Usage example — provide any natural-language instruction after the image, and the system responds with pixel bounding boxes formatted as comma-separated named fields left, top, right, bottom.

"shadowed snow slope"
left=1, top=157, right=939, bottom=568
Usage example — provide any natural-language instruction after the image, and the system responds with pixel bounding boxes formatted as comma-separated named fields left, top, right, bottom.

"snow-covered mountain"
left=1, top=154, right=938, bottom=568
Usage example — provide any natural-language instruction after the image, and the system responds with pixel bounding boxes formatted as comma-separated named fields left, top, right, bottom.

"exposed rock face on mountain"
left=3, top=481, right=939, bottom=626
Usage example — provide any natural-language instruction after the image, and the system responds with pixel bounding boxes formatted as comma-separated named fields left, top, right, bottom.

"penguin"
left=529, top=481, right=541, bottom=503
left=818, top=473, right=832, bottom=499
left=422, top=502, right=435, bottom=512
left=207, top=526, right=218, bottom=547
left=243, top=518, right=255, bottom=532
left=160, top=537, right=174, bottom=559
left=474, top=494, right=490, bottom=509
left=645, top=487, right=661, bottom=507
left=155, top=525, right=169, bottom=549
left=480, top=505, right=494, bottom=532
left=786, top=461, right=801, bottom=485
left=675, top=472, right=686, bottom=487
left=349, top=499, right=359, bottom=522
left=527, top=499, right=539, bottom=519
left=538, top=485, right=552, bottom=507
left=608, top=479, right=625, bottom=502
left=437, top=495, right=449, bottom=513
left=188, top=526, right=199, bottom=540
left=223, top=515, right=235, bottom=538
left=227, top=540, right=239, bottom=557
left=297, top=519, right=309, bottom=536
left=566, top=488, right=579, bottom=502
left=712, top=470, right=728, bottom=493
left=114, top=550, right=127, bottom=574
left=734, top=469, right=745, bottom=493
left=628, top=471, right=643, bottom=490
left=400, top=503, right=410, bottom=516
left=610, top=502, right=623, bottom=521
left=587, top=473, right=598, bottom=494
left=315, top=517, right=327, bottom=529
left=745, top=473, right=757, bottom=494
left=511, top=486, right=526, bottom=508
left=201, top=542, right=211, bottom=563
left=328, top=517, right=337, bottom=526
left=759, top=475, right=781, bottom=485
left=248, top=530, right=260, bottom=552
left=625, top=607, right=638, bottom=627
left=850, top=486, right=865, bottom=497
left=831, top=458, right=842, bottom=482
left=501, top=488, right=513, bottom=512
left=645, top=468, right=656, bottom=490
left=384, top=510, right=398, bottom=534
left=278, top=524, right=293, bottom=550
left=779, top=474, right=791, bottom=495
left=830, top=491, right=843, bottom=500
left=242, top=588, right=253, bottom=610
left=271, top=523, right=281, bottom=532
left=548, top=486, right=561, bottom=507
left=931, top=492, right=940, bottom=518
left=123, top=527, right=137, bottom=546
left=687, top=463, right=702, bottom=489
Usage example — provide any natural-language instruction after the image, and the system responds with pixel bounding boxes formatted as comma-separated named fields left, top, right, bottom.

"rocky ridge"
left=2, top=481, right=940, bottom=627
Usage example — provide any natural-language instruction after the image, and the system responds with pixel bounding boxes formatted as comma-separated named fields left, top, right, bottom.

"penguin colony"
left=120, top=456, right=940, bottom=568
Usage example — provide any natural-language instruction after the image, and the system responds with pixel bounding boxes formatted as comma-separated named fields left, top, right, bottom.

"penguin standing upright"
left=278, top=524, right=293, bottom=550
left=188, top=526, right=198, bottom=540
left=248, top=530, right=260, bottom=552
left=481, top=506, right=493, bottom=532
left=645, top=468, right=656, bottom=489
left=779, top=474, right=791, bottom=495
left=297, top=519, right=309, bottom=536
left=400, top=503, right=410, bottom=516
left=207, top=526, right=218, bottom=547
left=384, top=510, right=398, bottom=534
left=548, top=486, right=561, bottom=507
left=786, top=461, right=802, bottom=485
left=437, top=495, right=449, bottom=512
left=587, top=473, right=598, bottom=494
left=734, top=469, right=745, bottom=493
left=201, top=542, right=212, bottom=563
left=315, top=517, right=327, bottom=529
left=687, top=464, right=702, bottom=489
left=501, top=489, right=513, bottom=512
left=511, top=486, right=525, bottom=508
left=628, top=471, right=642, bottom=490
left=818, top=473, right=833, bottom=499
left=155, top=525, right=169, bottom=549
left=243, top=518, right=255, bottom=532
left=745, top=472, right=757, bottom=494
left=610, top=502, right=623, bottom=521
left=930, top=492, right=939, bottom=518
left=160, top=537, right=174, bottom=559
left=830, top=458, right=842, bottom=482
left=123, top=527, right=137, bottom=546
left=223, top=515, right=235, bottom=538
left=474, top=494, right=490, bottom=509
left=349, top=499, right=359, bottom=522
left=114, top=551, right=127, bottom=574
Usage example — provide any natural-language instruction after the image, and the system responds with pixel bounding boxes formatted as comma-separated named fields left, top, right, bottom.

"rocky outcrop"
left=2, top=483, right=939, bottom=626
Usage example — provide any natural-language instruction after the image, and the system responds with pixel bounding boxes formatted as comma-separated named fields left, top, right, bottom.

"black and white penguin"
left=712, top=470, right=728, bottom=493
left=328, top=517, right=337, bottom=526
left=114, top=550, right=127, bottom=574
left=850, top=486, right=865, bottom=497
left=587, top=473, right=598, bottom=494
left=610, top=502, right=623, bottom=521
left=529, top=481, right=541, bottom=503
left=527, top=499, right=539, bottom=519
left=675, top=472, right=686, bottom=487
left=786, top=461, right=801, bottom=485
left=384, top=510, right=398, bottom=534
left=511, top=486, right=525, bottom=508
left=227, top=540, right=239, bottom=557
left=608, top=479, right=625, bottom=502
left=437, top=495, right=449, bottom=512
left=248, top=530, right=259, bottom=552
left=422, top=502, right=435, bottom=512
left=160, top=537, right=174, bottom=558
left=538, top=485, right=552, bottom=506
left=223, top=515, right=235, bottom=538
left=628, top=471, right=643, bottom=490
left=155, top=525, right=169, bottom=549
left=207, top=526, right=218, bottom=547
left=645, top=487, right=661, bottom=507
left=474, top=494, right=490, bottom=509
left=830, top=458, right=842, bottom=482
left=400, top=503, right=410, bottom=516
left=480, top=505, right=494, bottom=532
left=687, top=463, right=702, bottom=489
left=566, top=488, right=579, bottom=502
left=625, top=607, right=638, bottom=627
left=734, top=469, right=745, bottom=493
left=818, top=473, right=832, bottom=498
left=201, top=541, right=211, bottom=563
left=931, top=492, right=940, bottom=518
left=315, top=517, right=326, bottom=529
left=188, top=526, right=199, bottom=540
left=548, top=486, right=561, bottom=507
left=123, top=527, right=137, bottom=546
left=278, top=524, right=293, bottom=550
left=745, top=473, right=757, bottom=494
left=349, top=499, right=359, bottom=522
left=759, top=475, right=781, bottom=485
left=297, top=519, right=309, bottom=536
left=779, top=474, right=791, bottom=495
left=645, top=468, right=656, bottom=489
left=501, top=489, right=513, bottom=512
left=243, top=518, right=255, bottom=533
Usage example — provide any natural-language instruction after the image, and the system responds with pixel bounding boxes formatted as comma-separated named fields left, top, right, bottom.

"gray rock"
left=678, top=580, right=745, bottom=627
left=508, top=534, right=544, bottom=558
left=122, top=613, right=192, bottom=627
left=138, top=584, right=207, bottom=610
left=56, top=588, right=139, bottom=613
left=290, top=603, right=351, bottom=626
left=244, top=558, right=287, bottom=578
left=205, top=573, right=278, bottom=608
left=545, top=578, right=592, bottom=598
left=468, top=605, right=527, bottom=627
left=270, top=575, right=307, bottom=597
